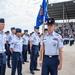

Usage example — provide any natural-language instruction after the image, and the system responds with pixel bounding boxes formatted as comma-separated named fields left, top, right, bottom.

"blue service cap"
left=11, top=27, right=15, bottom=30
left=16, top=28, right=22, bottom=33
left=6, top=31, right=10, bottom=33
left=0, top=18, right=5, bottom=23
left=24, top=30, right=28, bottom=33
left=47, top=18, right=55, bottom=25
left=5, top=31, right=10, bottom=34
left=34, top=26, right=39, bottom=29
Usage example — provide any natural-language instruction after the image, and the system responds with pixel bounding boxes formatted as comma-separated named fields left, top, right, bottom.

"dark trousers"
left=28, top=44, right=31, bottom=54
left=11, top=52, right=22, bottom=75
left=5, top=44, right=11, bottom=67
left=70, top=40, right=74, bottom=46
left=63, top=40, right=66, bottom=45
left=7, top=51, right=11, bottom=67
left=0, top=53, right=6, bottom=75
left=42, top=55, right=59, bottom=75
left=30, top=45, right=39, bottom=71
left=63, top=40, right=69, bottom=45
left=66, top=40, right=69, bottom=44
left=22, top=45, right=28, bottom=62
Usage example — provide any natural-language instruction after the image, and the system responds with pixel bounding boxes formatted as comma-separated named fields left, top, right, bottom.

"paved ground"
left=6, top=44, right=75, bottom=75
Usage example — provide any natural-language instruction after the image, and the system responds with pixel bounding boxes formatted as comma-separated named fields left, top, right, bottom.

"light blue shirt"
left=6, top=33, right=15, bottom=44
left=0, top=31, right=6, bottom=53
left=10, top=36, right=23, bottom=52
left=41, top=32, right=63, bottom=55
left=29, top=32, right=40, bottom=45
left=22, top=35, right=29, bottom=45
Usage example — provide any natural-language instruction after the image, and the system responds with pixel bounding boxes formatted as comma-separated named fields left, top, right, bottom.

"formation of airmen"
left=0, top=17, right=70, bottom=75
left=0, top=18, right=41, bottom=75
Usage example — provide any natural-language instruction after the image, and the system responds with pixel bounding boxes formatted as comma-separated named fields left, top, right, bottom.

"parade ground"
left=6, top=44, right=75, bottom=75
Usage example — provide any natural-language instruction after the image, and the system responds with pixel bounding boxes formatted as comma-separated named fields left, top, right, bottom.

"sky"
left=0, top=0, right=73, bottom=33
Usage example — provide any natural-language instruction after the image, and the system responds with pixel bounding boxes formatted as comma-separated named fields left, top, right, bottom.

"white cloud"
left=0, top=0, right=74, bottom=33
left=0, top=0, right=42, bottom=33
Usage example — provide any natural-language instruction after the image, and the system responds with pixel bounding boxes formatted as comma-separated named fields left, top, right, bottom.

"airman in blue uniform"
left=22, top=30, right=29, bottom=63
left=30, top=26, right=40, bottom=74
left=0, top=18, right=6, bottom=75
left=70, top=36, right=74, bottom=46
left=10, top=28, right=23, bottom=75
left=39, top=18, right=63, bottom=75
left=28, top=32, right=34, bottom=55
left=7, top=27, right=16, bottom=44
left=6, top=27, right=16, bottom=68
left=5, top=31, right=10, bottom=55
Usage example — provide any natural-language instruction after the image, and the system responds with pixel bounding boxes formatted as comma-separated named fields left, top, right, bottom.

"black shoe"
left=34, top=68, right=40, bottom=71
left=30, top=71, right=35, bottom=74
left=8, top=66, right=12, bottom=68
left=22, top=62, right=25, bottom=64
left=25, top=60, right=29, bottom=62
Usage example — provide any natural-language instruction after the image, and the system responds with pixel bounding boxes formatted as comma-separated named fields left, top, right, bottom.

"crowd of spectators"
left=55, top=22, right=75, bottom=46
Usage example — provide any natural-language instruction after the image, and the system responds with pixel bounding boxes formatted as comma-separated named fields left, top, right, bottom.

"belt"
left=44, top=55, right=58, bottom=58
left=23, top=45, right=28, bottom=46
left=33, top=45, right=39, bottom=46
left=13, top=52, right=22, bottom=54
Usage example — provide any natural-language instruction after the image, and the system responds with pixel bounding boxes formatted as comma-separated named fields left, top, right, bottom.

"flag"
left=36, top=0, right=48, bottom=27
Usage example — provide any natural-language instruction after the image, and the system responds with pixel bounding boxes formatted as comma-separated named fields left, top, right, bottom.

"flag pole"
left=41, top=0, right=49, bottom=75
left=41, top=16, right=45, bottom=75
